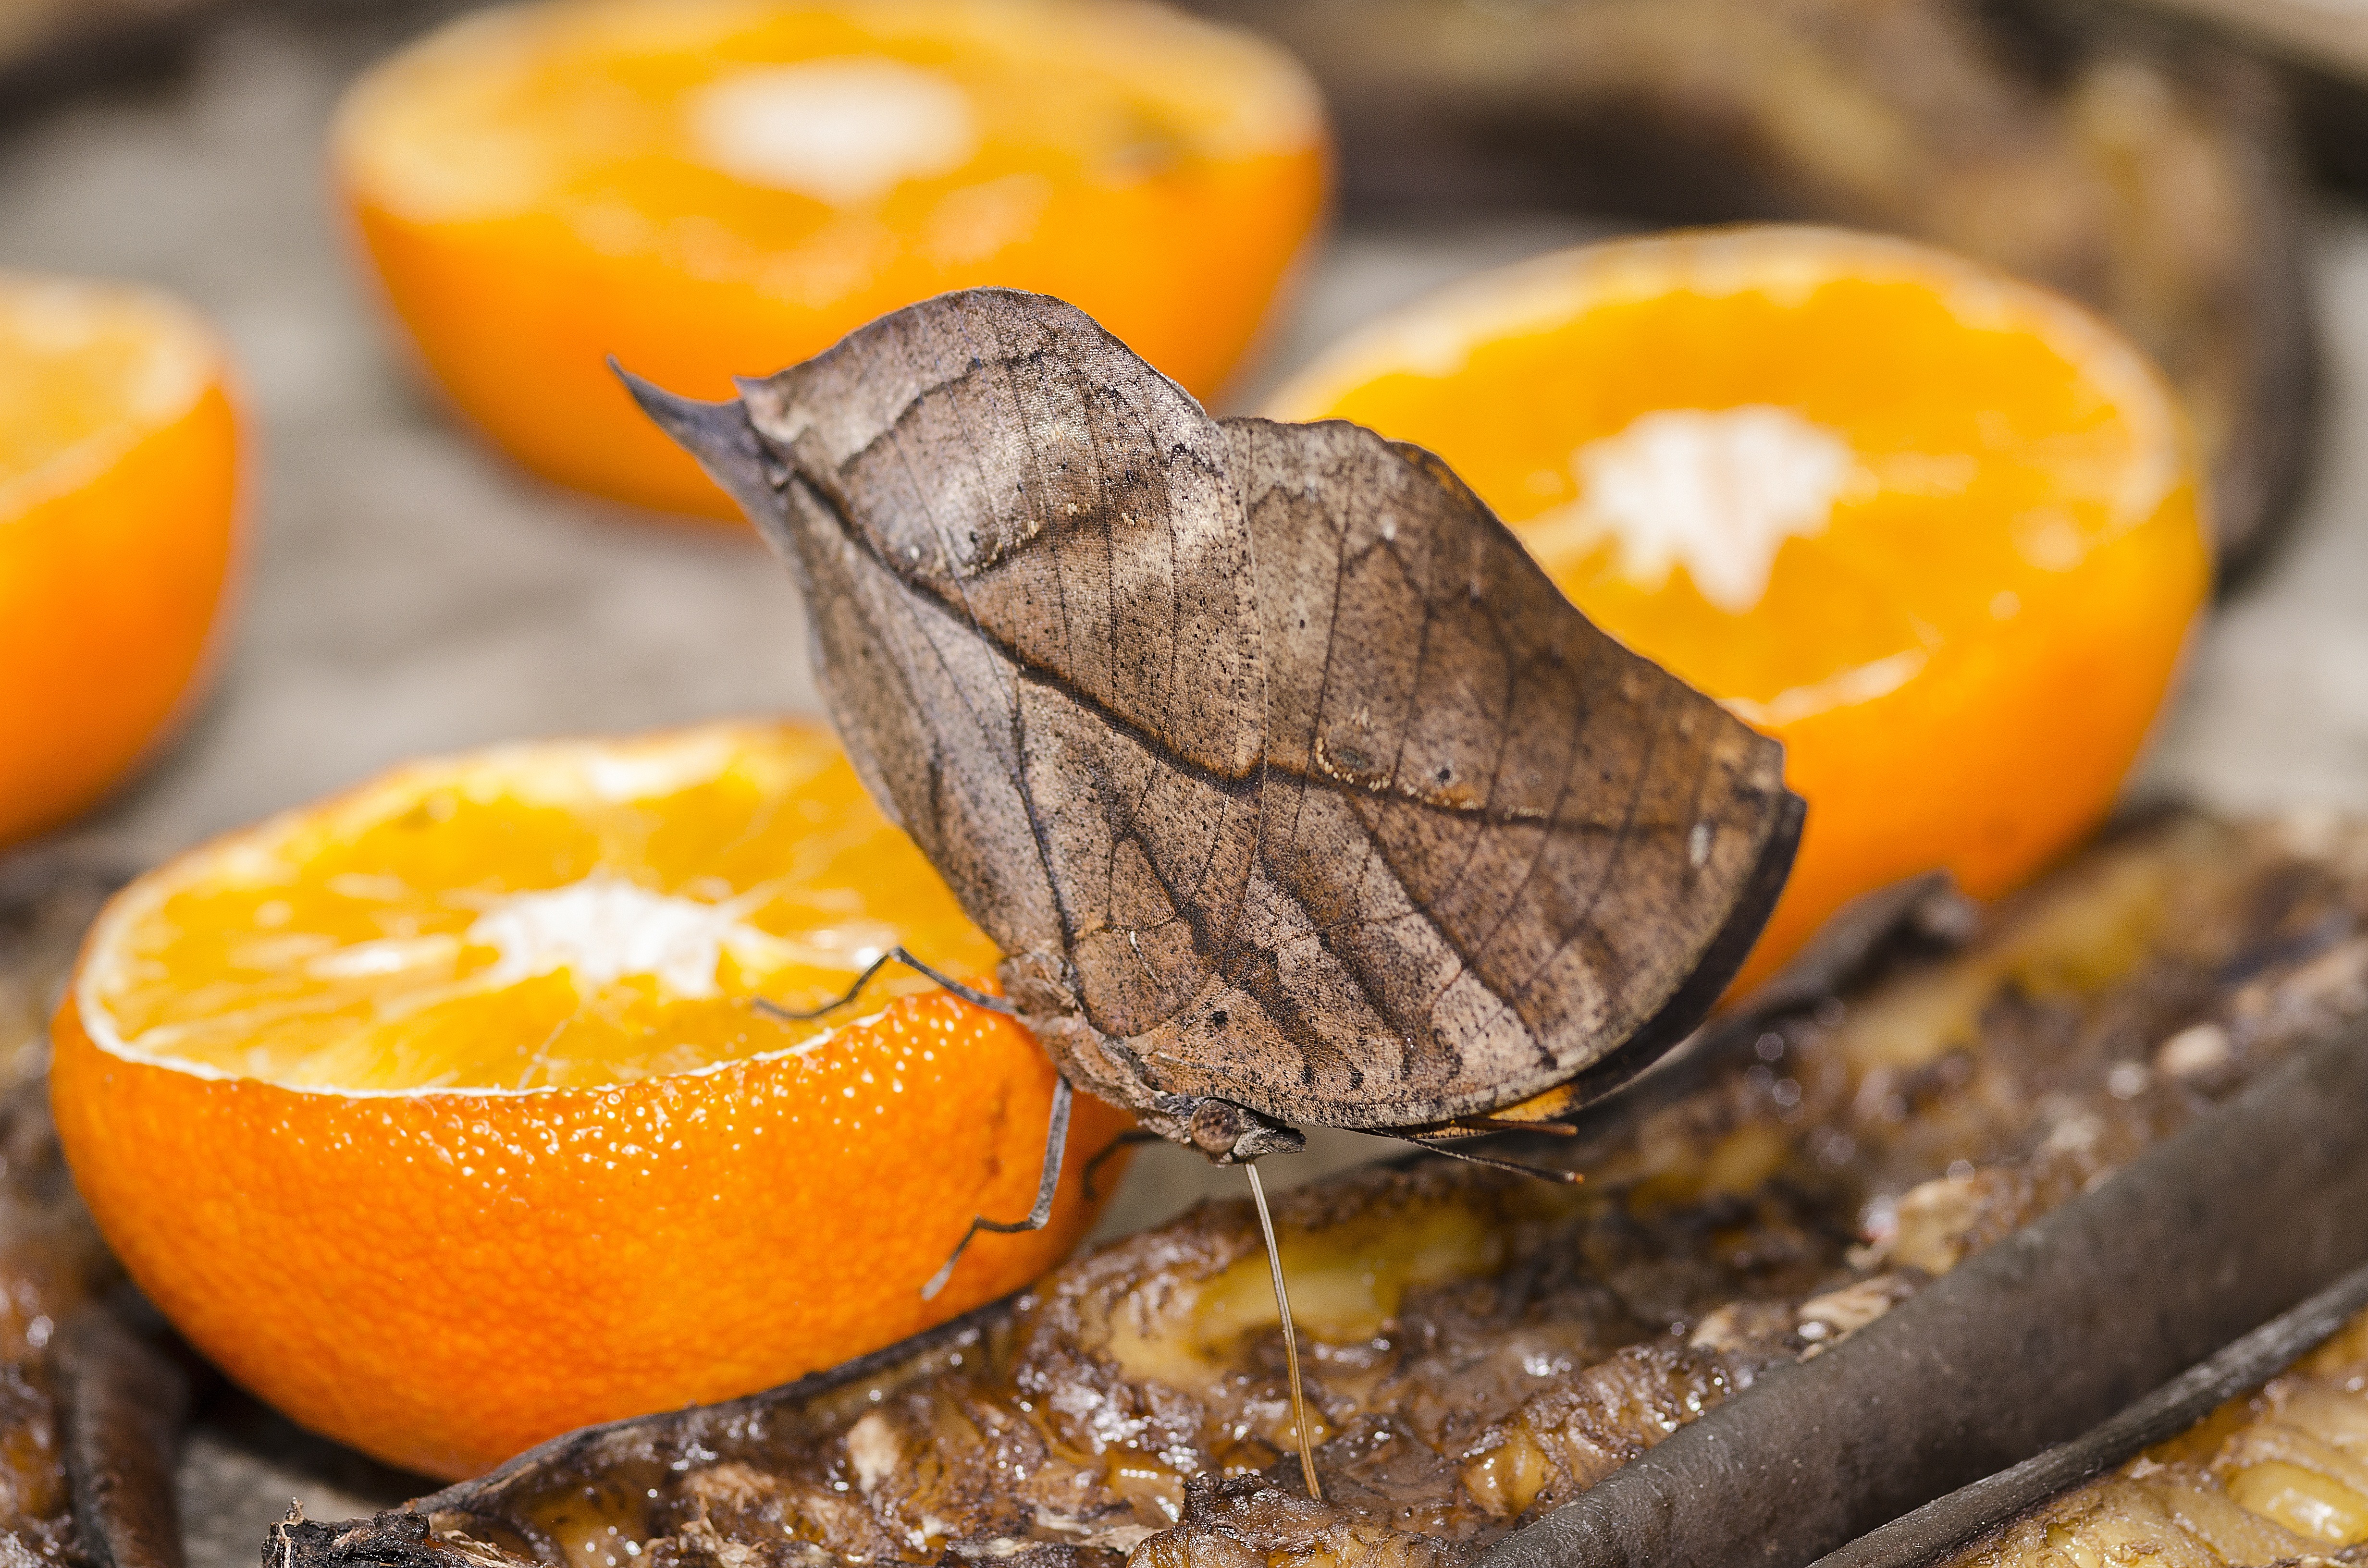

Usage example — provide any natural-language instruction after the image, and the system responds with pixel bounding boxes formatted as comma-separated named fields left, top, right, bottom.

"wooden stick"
left=2114, top=0, right=2368, bottom=85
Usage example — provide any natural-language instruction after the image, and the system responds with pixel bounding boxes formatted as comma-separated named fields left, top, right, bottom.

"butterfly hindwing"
left=1146, top=418, right=1797, bottom=1127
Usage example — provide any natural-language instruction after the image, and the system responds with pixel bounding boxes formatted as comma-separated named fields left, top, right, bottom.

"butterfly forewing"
left=732, top=293, right=1272, bottom=1048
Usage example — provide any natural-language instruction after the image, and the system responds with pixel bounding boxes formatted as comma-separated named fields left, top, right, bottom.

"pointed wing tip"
left=609, top=361, right=779, bottom=517
left=611, top=359, right=724, bottom=444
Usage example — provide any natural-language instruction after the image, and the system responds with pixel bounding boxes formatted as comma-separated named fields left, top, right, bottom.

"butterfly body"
left=633, top=289, right=1801, bottom=1162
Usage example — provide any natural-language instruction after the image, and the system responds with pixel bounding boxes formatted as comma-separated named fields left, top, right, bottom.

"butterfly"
left=629, top=282, right=1795, bottom=1219
left=629, top=283, right=1797, bottom=1152
left=627, top=288, right=1800, bottom=1494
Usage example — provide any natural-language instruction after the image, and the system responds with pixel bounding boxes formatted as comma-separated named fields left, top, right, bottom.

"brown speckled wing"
left=1124, top=418, right=1798, bottom=1126
left=634, top=288, right=1799, bottom=1135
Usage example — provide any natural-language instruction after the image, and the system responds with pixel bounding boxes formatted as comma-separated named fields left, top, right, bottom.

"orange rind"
left=334, top=0, right=1328, bottom=516
left=50, top=720, right=1129, bottom=1479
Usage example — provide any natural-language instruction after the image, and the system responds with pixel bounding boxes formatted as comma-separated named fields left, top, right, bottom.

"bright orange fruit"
left=0, top=272, right=242, bottom=848
left=1267, top=226, right=2210, bottom=989
left=50, top=721, right=1129, bottom=1479
left=333, top=0, right=1328, bottom=518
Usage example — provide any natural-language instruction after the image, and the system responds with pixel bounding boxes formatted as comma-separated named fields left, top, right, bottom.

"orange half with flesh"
left=51, top=720, right=1127, bottom=1478
left=1269, top=226, right=2210, bottom=988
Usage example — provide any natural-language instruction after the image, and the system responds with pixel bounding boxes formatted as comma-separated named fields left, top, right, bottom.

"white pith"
left=1539, top=405, right=1858, bottom=614
left=688, top=60, right=978, bottom=205
left=465, top=876, right=806, bottom=1000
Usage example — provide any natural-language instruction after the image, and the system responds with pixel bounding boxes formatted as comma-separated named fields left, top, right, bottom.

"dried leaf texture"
left=635, top=290, right=1800, bottom=1147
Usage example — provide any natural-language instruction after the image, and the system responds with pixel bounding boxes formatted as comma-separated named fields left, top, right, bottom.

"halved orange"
left=0, top=272, right=243, bottom=848
left=333, top=0, right=1328, bottom=517
left=49, top=720, right=1129, bottom=1479
left=1268, top=226, right=2210, bottom=989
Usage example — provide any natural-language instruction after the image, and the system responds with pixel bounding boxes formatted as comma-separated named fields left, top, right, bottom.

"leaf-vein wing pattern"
left=1159, top=419, right=1795, bottom=1126
left=635, top=288, right=1801, bottom=1146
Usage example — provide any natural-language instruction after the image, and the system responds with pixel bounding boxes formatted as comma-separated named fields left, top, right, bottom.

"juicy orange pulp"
left=334, top=0, right=1328, bottom=517
left=50, top=721, right=1128, bottom=1478
left=0, top=273, right=242, bottom=847
left=1268, top=227, right=2210, bottom=989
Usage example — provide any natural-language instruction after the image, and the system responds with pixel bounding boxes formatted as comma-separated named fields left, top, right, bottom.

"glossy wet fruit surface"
left=0, top=271, right=241, bottom=849
left=1268, top=226, right=2210, bottom=990
left=50, top=720, right=1129, bottom=1478
left=334, top=0, right=1327, bottom=516
left=1948, top=1308, right=2368, bottom=1566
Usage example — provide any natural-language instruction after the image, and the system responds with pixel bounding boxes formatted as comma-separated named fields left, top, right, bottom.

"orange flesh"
left=1270, top=228, right=2210, bottom=987
left=334, top=0, right=1328, bottom=516
left=90, top=724, right=998, bottom=1089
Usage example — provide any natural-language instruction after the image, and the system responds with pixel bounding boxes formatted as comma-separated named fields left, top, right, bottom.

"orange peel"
left=50, top=720, right=1129, bottom=1478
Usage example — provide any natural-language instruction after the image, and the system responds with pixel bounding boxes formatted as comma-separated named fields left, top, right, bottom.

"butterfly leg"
left=1243, top=1163, right=1324, bottom=1502
left=1084, top=1129, right=1160, bottom=1200
left=920, top=1075, right=1073, bottom=1300
left=753, top=946, right=1016, bottom=1023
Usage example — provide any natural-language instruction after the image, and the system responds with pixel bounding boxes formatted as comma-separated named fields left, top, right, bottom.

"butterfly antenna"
left=1245, top=1163, right=1324, bottom=1502
left=1392, top=1137, right=1584, bottom=1185
left=754, top=946, right=1016, bottom=1023
left=921, top=1076, right=1073, bottom=1300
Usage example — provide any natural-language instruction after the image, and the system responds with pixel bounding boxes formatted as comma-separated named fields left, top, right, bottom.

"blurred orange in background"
left=0, top=272, right=242, bottom=849
left=334, top=0, right=1328, bottom=518
left=1270, top=226, right=2211, bottom=990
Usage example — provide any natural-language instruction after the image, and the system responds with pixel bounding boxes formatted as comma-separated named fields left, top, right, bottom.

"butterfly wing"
left=636, top=290, right=1799, bottom=1139
left=641, top=291, right=1279, bottom=1092
left=1114, top=418, right=1800, bottom=1127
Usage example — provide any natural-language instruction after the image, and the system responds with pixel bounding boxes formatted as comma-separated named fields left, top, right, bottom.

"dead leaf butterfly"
left=626, top=290, right=1801, bottom=1493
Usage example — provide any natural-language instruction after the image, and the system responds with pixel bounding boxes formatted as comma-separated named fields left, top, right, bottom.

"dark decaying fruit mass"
left=269, top=810, right=2368, bottom=1568
left=631, top=289, right=1803, bottom=1160
left=0, top=851, right=189, bottom=1568
left=1182, top=0, right=2322, bottom=573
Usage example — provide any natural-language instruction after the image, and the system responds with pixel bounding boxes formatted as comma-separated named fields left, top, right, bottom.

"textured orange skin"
left=0, top=383, right=241, bottom=847
left=51, top=991, right=1130, bottom=1480
left=339, top=151, right=1325, bottom=520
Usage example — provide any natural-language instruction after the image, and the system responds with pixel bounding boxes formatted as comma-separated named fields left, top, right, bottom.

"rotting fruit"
left=1267, top=225, right=2210, bottom=991
left=261, top=808, right=2368, bottom=1567
left=48, top=720, right=1130, bottom=1479
left=333, top=0, right=1328, bottom=517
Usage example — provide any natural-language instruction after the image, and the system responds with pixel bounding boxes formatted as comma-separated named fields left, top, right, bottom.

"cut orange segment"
left=1267, top=226, right=2210, bottom=990
left=334, top=0, right=1327, bottom=517
left=50, top=720, right=1129, bottom=1479
left=0, top=272, right=242, bottom=848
